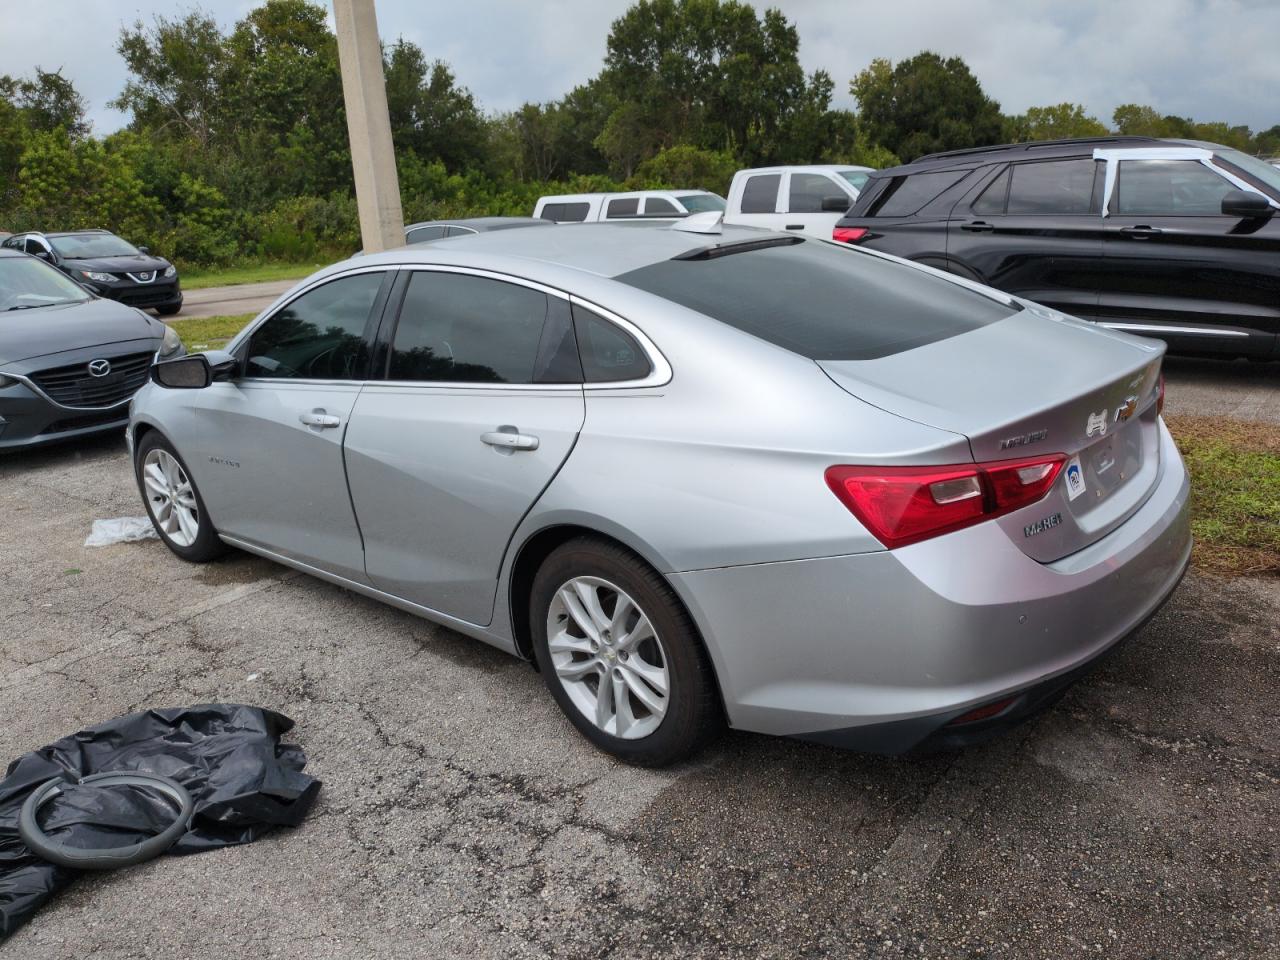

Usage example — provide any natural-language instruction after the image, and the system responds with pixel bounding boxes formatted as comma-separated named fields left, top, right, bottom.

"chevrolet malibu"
left=128, top=221, right=1191, bottom=766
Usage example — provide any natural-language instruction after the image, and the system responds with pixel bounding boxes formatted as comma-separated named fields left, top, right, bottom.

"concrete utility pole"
left=333, top=0, right=404, bottom=253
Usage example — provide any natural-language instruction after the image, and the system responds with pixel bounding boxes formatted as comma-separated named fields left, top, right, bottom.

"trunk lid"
left=819, top=310, right=1166, bottom=561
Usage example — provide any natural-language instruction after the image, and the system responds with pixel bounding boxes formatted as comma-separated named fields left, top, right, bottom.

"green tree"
left=1006, top=102, right=1108, bottom=142
left=1112, top=103, right=1170, bottom=137
left=629, top=144, right=738, bottom=195
left=851, top=52, right=1004, bottom=162
left=384, top=40, right=488, bottom=173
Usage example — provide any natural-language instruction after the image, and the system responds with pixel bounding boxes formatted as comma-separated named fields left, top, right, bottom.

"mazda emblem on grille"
left=87, top=359, right=112, bottom=378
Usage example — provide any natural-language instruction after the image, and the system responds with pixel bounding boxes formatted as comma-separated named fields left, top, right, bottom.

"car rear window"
left=870, top=170, right=969, bottom=217
left=615, top=240, right=1017, bottom=361
left=539, top=202, right=590, bottom=223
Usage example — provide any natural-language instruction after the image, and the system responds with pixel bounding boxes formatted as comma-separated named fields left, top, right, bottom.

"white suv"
left=533, top=191, right=725, bottom=223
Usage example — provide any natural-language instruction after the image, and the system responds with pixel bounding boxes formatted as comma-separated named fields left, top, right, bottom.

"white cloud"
left=1, top=0, right=1276, bottom=136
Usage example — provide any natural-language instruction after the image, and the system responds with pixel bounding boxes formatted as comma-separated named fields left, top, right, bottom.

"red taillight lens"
left=1156, top=373, right=1165, bottom=416
left=825, top=454, right=1066, bottom=549
left=832, top=226, right=869, bottom=244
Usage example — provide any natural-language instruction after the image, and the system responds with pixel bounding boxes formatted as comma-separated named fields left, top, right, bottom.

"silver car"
left=128, top=223, right=1191, bottom=765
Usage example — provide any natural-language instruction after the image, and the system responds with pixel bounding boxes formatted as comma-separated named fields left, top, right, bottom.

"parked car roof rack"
left=916, top=136, right=1164, bottom=163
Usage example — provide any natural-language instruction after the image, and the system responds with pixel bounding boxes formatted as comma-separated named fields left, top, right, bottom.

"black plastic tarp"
left=0, top=704, right=320, bottom=941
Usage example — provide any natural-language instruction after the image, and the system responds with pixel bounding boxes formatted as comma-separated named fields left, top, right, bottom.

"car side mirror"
left=151, top=350, right=237, bottom=389
left=137, top=245, right=150, bottom=254
left=1221, top=189, right=1273, bottom=220
left=821, top=196, right=851, bottom=212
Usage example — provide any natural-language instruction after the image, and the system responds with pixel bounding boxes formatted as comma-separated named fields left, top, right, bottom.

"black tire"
left=530, top=536, right=722, bottom=766
left=133, top=431, right=228, bottom=562
left=156, top=303, right=181, bottom=317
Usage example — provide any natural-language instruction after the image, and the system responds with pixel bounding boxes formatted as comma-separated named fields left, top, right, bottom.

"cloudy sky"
left=2, top=0, right=1277, bottom=134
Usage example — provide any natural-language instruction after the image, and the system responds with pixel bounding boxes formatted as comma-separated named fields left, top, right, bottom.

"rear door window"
left=872, top=170, right=968, bottom=217
left=788, top=173, right=843, bottom=213
left=644, top=197, right=679, bottom=215
left=1006, top=159, right=1097, bottom=215
left=617, top=240, right=1015, bottom=361
left=740, top=174, right=781, bottom=214
left=970, top=168, right=1011, bottom=215
left=1114, top=160, right=1236, bottom=216
left=389, top=272, right=563, bottom=384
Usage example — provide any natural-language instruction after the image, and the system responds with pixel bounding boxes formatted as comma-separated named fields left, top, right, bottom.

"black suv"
left=835, top=137, right=1280, bottom=359
left=1, top=229, right=182, bottom=316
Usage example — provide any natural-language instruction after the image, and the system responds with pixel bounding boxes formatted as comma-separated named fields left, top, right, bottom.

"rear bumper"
left=670, top=420, right=1192, bottom=753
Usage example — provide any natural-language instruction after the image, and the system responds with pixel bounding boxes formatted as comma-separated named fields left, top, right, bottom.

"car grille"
left=118, top=286, right=176, bottom=307
left=30, top=351, right=153, bottom=408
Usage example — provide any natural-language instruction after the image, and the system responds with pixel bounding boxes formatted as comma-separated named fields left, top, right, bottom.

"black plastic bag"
left=0, top=704, right=320, bottom=941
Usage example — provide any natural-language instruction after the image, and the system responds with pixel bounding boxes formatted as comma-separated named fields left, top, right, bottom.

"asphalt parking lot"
left=1, top=369, right=1277, bottom=959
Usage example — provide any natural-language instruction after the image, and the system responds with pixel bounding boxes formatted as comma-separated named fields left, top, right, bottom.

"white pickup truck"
left=533, top=190, right=725, bottom=223
left=723, top=165, right=873, bottom=240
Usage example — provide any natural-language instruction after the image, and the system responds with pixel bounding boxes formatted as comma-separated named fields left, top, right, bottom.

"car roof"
left=407, top=217, right=552, bottom=231
left=875, top=136, right=1217, bottom=176
left=352, top=222, right=783, bottom=280
left=538, top=190, right=714, bottom=201
left=40, top=229, right=117, bottom=239
left=737, top=164, right=874, bottom=174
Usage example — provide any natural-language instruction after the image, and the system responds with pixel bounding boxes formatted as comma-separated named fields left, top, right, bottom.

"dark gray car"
left=0, top=249, right=183, bottom=450
left=403, top=216, right=553, bottom=244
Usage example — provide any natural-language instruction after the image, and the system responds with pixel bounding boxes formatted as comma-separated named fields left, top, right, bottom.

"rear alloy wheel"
left=531, top=537, right=721, bottom=766
left=547, top=576, right=671, bottom=740
left=135, top=432, right=227, bottom=562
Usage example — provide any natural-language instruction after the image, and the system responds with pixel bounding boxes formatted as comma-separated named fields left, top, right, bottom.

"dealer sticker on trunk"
left=1064, top=455, right=1087, bottom=501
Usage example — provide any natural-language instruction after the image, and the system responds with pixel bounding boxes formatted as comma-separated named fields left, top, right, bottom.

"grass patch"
left=166, top=312, right=255, bottom=352
left=179, top=262, right=322, bottom=290
left=1166, top=415, right=1280, bottom=577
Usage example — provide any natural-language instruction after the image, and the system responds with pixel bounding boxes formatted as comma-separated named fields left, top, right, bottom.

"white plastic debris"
left=84, top=517, right=159, bottom=547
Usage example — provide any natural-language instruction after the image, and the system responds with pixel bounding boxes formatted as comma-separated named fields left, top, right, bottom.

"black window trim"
left=357, top=264, right=669, bottom=391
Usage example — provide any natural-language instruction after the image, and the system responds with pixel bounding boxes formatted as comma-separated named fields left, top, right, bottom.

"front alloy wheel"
left=141, top=448, right=200, bottom=547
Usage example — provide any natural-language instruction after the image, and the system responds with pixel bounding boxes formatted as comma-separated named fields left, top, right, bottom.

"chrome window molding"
left=230, top=262, right=672, bottom=392
left=1100, top=322, right=1250, bottom=338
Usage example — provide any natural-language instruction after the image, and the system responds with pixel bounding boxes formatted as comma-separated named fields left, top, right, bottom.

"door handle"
left=1119, top=225, right=1162, bottom=239
left=481, top=429, right=539, bottom=451
left=299, top=409, right=341, bottom=429
left=960, top=221, right=995, bottom=233
left=785, top=224, right=805, bottom=230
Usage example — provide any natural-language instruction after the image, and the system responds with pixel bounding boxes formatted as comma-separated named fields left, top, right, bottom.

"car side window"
left=607, top=198, right=639, bottom=218
left=872, top=170, right=968, bottom=217
left=740, top=174, right=781, bottom=214
left=245, top=272, right=384, bottom=380
left=540, top=202, right=590, bottom=223
left=644, top=197, right=678, bottom=215
left=571, top=304, right=653, bottom=383
left=24, top=237, right=50, bottom=255
left=1005, top=159, right=1097, bottom=215
left=389, top=272, right=553, bottom=384
left=406, top=225, right=447, bottom=244
left=1115, top=160, right=1237, bottom=216
left=789, top=173, right=842, bottom=213
left=971, top=168, right=1011, bottom=215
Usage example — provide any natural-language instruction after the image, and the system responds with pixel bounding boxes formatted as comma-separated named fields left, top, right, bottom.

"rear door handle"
left=1119, top=225, right=1162, bottom=239
left=481, top=430, right=539, bottom=451
left=299, top=409, right=341, bottom=429
left=960, top=221, right=994, bottom=233
left=785, top=224, right=805, bottom=230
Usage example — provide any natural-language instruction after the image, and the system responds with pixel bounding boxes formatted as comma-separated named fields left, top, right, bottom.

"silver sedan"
left=129, top=222, right=1191, bottom=765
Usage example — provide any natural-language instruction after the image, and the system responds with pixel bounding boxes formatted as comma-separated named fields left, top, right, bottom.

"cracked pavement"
left=1, top=434, right=1277, bottom=959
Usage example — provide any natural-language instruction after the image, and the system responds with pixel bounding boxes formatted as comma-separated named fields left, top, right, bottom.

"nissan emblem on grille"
left=87, top=359, right=112, bottom=378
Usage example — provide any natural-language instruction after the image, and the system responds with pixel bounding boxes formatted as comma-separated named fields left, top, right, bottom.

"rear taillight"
left=832, top=226, right=869, bottom=244
left=1156, top=373, right=1165, bottom=416
left=825, top=454, right=1067, bottom=549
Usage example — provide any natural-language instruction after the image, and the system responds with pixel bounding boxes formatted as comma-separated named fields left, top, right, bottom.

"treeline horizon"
left=2, top=0, right=1276, bottom=267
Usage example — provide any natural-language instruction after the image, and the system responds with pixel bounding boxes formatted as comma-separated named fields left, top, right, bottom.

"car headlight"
left=163, top=265, right=176, bottom=278
left=159, top=324, right=182, bottom=358
left=81, top=270, right=116, bottom=283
